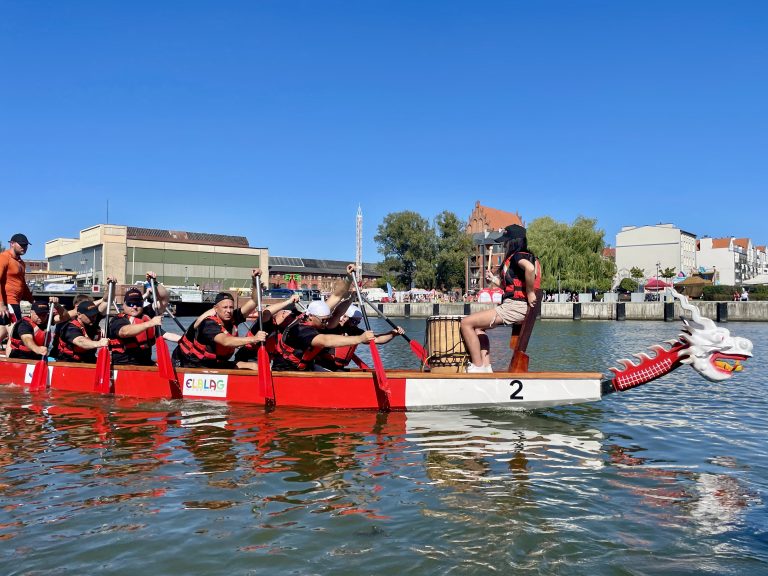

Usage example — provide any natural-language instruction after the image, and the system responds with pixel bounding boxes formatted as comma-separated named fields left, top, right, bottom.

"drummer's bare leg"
left=477, top=330, right=490, bottom=367
left=460, top=308, right=498, bottom=369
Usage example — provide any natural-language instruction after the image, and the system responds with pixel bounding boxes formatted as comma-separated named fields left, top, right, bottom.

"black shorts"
left=0, top=303, right=22, bottom=326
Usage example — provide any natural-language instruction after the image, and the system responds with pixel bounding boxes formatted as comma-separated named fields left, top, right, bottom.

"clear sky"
left=2, top=1, right=766, bottom=262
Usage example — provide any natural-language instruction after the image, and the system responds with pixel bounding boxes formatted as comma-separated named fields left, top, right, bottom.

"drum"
left=425, top=315, right=468, bottom=373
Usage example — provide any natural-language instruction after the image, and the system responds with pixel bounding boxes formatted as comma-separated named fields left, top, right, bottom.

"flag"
left=386, top=282, right=393, bottom=299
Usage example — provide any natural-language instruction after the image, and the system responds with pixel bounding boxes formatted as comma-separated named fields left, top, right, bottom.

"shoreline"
left=363, top=301, right=768, bottom=322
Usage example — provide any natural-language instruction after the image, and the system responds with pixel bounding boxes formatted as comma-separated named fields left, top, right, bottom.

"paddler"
left=323, top=304, right=405, bottom=370
left=272, top=300, right=376, bottom=371
left=56, top=301, right=111, bottom=362
left=7, top=299, right=63, bottom=360
left=233, top=292, right=301, bottom=370
left=107, top=287, right=180, bottom=366
left=172, top=269, right=268, bottom=369
left=460, top=224, right=540, bottom=373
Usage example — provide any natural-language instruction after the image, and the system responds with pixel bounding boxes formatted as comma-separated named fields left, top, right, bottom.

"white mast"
left=356, top=205, right=363, bottom=282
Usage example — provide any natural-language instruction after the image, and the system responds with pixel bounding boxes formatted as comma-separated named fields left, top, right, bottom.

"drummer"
left=460, top=224, right=540, bottom=373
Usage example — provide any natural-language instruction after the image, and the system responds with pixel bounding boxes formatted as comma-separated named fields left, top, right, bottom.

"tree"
left=434, top=211, right=473, bottom=291
left=527, top=216, right=616, bottom=293
left=375, top=211, right=437, bottom=290
left=375, top=210, right=473, bottom=291
left=618, top=278, right=638, bottom=293
left=660, top=267, right=676, bottom=280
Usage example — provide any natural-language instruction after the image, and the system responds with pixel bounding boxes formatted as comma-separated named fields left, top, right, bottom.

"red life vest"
left=332, top=344, right=358, bottom=368
left=9, top=317, right=47, bottom=353
left=501, top=251, right=541, bottom=300
left=57, top=319, right=102, bottom=362
left=275, top=317, right=325, bottom=370
left=177, top=314, right=237, bottom=364
left=108, top=313, right=156, bottom=354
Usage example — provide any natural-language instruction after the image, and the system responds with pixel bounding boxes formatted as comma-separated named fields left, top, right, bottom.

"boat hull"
left=0, top=358, right=603, bottom=410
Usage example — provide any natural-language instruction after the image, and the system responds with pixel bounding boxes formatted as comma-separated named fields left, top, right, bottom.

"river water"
left=1, top=318, right=766, bottom=575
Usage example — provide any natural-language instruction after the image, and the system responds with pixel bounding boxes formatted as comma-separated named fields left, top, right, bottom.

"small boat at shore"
left=0, top=290, right=753, bottom=411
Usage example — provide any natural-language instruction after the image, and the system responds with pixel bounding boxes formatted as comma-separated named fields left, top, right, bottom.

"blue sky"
left=2, top=1, right=766, bottom=261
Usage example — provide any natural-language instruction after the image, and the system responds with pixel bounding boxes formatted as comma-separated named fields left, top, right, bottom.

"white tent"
left=743, top=274, right=768, bottom=286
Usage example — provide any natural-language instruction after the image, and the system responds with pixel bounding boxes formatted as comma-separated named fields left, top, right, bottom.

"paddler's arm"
left=117, top=315, right=163, bottom=338
left=374, top=326, right=404, bottom=345
left=95, top=278, right=117, bottom=315
left=72, top=335, right=110, bottom=350
left=20, top=333, right=48, bottom=356
left=262, top=293, right=300, bottom=323
left=310, top=330, right=375, bottom=348
left=193, top=308, right=216, bottom=328
left=326, top=264, right=355, bottom=312
left=238, top=268, right=262, bottom=317
left=212, top=330, right=266, bottom=349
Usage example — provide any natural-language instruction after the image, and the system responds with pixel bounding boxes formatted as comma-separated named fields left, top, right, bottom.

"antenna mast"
left=355, top=205, right=363, bottom=282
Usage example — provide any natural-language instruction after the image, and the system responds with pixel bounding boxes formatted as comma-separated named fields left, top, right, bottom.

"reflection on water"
left=1, top=320, right=767, bottom=574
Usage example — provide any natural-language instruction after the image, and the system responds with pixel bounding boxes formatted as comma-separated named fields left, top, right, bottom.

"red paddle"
left=94, top=282, right=114, bottom=394
left=360, top=293, right=427, bottom=363
left=350, top=273, right=391, bottom=411
left=29, top=301, right=56, bottom=392
left=150, top=278, right=176, bottom=382
left=254, top=278, right=274, bottom=404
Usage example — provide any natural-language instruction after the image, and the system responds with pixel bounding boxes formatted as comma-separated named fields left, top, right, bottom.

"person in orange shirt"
left=0, top=233, right=34, bottom=347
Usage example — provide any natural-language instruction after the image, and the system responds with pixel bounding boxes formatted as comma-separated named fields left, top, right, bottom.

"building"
left=45, top=224, right=268, bottom=290
left=697, top=237, right=763, bottom=286
left=268, top=257, right=382, bottom=293
left=614, top=224, right=697, bottom=286
left=465, top=201, right=525, bottom=292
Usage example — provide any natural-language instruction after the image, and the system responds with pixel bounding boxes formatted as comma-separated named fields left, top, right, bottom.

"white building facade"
left=615, top=224, right=697, bottom=286
left=697, top=237, right=763, bottom=286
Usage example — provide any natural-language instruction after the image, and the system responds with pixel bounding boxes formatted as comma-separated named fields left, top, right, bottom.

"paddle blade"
left=30, top=359, right=49, bottom=392
left=258, top=345, right=274, bottom=401
left=368, top=342, right=391, bottom=411
left=94, top=347, right=111, bottom=394
left=156, top=337, right=176, bottom=381
left=409, top=339, right=428, bottom=363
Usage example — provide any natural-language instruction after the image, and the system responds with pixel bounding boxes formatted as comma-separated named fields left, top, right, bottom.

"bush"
left=702, top=284, right=768, bottom=301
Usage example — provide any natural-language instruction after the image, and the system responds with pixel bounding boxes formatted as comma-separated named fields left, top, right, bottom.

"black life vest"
left=57, top=319, right=102, bottom=362
left=177, top=314, right=237, bottom=364
left=275, top=316, right=325, bottom=370
left=9, top=317, right=47, bottom=354
left=108, top=313, right=156, bottom=354
left=502, top=251, right=541, bottom=301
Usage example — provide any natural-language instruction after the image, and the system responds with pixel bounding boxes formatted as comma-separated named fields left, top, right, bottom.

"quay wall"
left=362, top=301, right=768, bottom=322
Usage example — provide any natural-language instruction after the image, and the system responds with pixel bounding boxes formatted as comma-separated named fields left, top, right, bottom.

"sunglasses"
left=125, top=302, right=143, bottom=308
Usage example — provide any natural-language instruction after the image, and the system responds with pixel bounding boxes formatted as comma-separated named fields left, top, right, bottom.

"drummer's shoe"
left=466, top=362, right=485, bottom=373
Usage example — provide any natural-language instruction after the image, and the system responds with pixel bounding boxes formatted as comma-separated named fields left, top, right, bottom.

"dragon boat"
left=0, top=290, right=753, bottom=411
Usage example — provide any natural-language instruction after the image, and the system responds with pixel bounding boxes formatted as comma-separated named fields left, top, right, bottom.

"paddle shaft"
left=41, top=299, right=56, bottom=351
left=359, top=294, right=414, bottom=342
left=349, top=272, right=391, bottom=410
left=104, top=281, right=114, bottom=339
left=149, top=279, right=162, bottom=335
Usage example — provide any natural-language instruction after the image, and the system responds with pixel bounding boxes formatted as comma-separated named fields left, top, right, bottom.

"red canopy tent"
left=644, top=278, right=672, bottom=292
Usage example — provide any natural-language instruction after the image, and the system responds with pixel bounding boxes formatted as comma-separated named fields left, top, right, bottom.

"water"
left=1, top=319, right=766, bottom=575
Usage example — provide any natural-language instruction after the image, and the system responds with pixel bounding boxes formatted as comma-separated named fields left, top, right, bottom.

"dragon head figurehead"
left=676, top=296, right=753, bottom=382
left=607, top=289, right=753, bottom=392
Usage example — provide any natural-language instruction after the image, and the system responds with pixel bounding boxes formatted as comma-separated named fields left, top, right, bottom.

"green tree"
left=434, top=211, right=473, bottom=291
left=527, top=216, right=615, bottom=293
left=660, top=267, right=676, bottom=280
left=375, top=211, right=437, bottom=289
left=630, top=267, right=645, bottom=283
left=618, top=278, right=638, bottom=292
